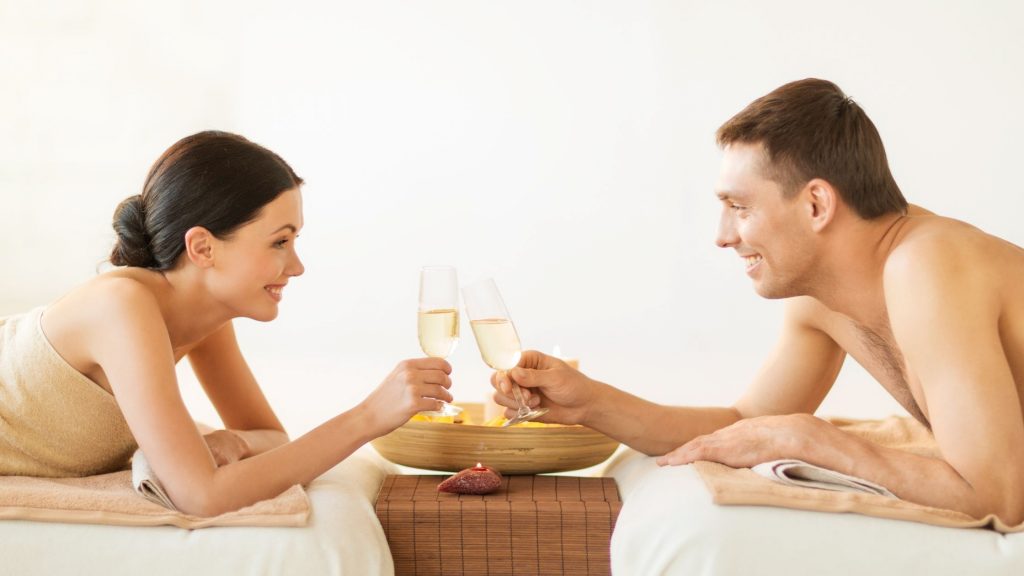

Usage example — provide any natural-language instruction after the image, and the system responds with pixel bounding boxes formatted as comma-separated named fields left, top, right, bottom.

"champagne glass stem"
left=507, top=376, right=531, bottom=418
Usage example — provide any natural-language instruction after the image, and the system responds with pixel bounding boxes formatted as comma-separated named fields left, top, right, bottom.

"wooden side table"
left=375, top=474, right=622, bottom=576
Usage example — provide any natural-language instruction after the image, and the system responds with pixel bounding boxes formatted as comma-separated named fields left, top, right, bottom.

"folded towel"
left=0, top=462, right=310, bottom=528
left=751, top=459, right=896, bottom=498
left=130, top=449, right=176, bottom=510
left=694, top=416, right=1024, bottom=533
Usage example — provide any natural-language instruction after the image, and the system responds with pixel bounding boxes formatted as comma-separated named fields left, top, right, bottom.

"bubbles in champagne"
left=418, top=308, right=459, bottom=358
left=469, top=318, right=522, bottom=370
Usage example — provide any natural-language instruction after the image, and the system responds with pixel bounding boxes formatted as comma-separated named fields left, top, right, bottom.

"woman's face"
left=207, top=187, right=305, bottom=321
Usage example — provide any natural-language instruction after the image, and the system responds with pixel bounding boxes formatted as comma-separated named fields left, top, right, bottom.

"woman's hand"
left=491, top=351, right=599, bottom=425
left=360, top=358, right=453, bottom=435
left=202, top=429, right=251, bottom=467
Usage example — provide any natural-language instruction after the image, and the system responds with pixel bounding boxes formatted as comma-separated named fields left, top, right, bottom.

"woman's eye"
left=273, top=238, right=289, bottom=248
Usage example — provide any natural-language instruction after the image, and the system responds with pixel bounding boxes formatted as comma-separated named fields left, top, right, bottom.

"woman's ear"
left=184, top=226, right=216, bottom=268
left=803, top=178, right=838, bottom=233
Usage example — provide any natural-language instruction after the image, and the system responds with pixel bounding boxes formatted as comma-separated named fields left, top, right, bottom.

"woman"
left=0, top=131, right=452, bottom=515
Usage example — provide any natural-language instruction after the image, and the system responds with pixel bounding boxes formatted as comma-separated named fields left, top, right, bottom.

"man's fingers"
left=517, top=350, right=550, bottom=369
left=656, top=438, right=708, bottom=466
left=508, top=367, right=535, bottom=388
left=492, top=371, right=513, bottom=395
left=492, top=391, right=518, bottom=409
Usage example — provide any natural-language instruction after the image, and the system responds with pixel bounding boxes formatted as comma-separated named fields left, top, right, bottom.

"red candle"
left=438, top=464, right=503, bottom=495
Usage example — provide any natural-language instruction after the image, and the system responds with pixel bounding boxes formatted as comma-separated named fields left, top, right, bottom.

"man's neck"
left=801, top=210, right=908, bottom=327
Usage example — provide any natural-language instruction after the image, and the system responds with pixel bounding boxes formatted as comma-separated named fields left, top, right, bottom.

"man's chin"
left=751, top=281, right=791, bottom=300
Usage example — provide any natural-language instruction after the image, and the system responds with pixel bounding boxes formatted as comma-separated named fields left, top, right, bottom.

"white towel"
left=751, top=458, right=896, bottom=498
left=131, top=449, right=177, bottom=510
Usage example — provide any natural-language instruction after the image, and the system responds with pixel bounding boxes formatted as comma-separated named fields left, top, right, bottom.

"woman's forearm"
left=177, top=404, right=382, bottom=516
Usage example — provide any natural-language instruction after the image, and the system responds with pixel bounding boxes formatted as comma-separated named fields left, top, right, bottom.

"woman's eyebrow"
left=269, top=224, right=297, bottom=235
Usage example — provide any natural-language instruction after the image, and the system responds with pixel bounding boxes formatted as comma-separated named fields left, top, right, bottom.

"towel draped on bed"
left=694, top=416, right=1024, bottom=533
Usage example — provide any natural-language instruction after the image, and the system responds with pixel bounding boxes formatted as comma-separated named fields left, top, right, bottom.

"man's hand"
left=491, top=351, right=599, bottom=425
left=202, top=429, right=251, bottom=467
left=656, top=413, right=822, bottom=468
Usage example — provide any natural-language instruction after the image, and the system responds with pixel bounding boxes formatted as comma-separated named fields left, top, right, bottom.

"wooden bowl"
left=370, top=403, right=620, bottom=474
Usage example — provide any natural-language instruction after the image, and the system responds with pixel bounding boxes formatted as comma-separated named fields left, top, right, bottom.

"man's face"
left=714, top=143, right=816, bottom=299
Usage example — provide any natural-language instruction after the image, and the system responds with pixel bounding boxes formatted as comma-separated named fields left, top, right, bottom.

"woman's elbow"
left=171, top=488, right=236, bottom=517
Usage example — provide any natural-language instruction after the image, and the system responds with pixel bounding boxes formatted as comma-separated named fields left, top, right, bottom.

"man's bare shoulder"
left=886, top=209, right=1023, bottom=283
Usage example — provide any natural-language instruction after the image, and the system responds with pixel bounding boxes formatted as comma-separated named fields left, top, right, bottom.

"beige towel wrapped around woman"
left=0, top=307, right=137, bottom=477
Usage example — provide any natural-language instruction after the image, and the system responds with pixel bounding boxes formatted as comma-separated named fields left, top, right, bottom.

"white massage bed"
left=605, top=449, right=1024, bottom=575
left=0, top=448, right=398, bottom=576
left=7, top=444, right=1024, bottom=575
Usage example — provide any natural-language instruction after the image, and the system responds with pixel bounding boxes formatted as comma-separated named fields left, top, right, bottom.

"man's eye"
left=731, top=204, right=746, bottom=211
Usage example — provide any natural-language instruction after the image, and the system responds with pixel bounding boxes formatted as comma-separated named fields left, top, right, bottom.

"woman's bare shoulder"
left=45, top=269, right=168, bottom=339
left=40, top=269, right=172, bottom=391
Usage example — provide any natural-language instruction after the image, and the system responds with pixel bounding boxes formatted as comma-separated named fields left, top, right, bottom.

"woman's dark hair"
left=110, top=131, right=303, bottom=269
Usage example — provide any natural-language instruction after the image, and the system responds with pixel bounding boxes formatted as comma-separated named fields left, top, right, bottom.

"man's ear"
left=803, top=178, right=837, bottom=233
left=184, top=226, right=216, bottom=268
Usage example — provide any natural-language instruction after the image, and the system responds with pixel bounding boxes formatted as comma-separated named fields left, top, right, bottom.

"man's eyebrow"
left=716, top=189, right=748, bottom=202
left=270, top=224, right=298, bottom=235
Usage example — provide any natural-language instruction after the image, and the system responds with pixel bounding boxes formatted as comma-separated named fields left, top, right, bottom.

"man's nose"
left=715, top=211, right=738, bottom=248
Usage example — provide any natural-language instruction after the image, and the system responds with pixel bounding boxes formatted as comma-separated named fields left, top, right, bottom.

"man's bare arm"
left=498, top=297, right=846, bottom=455
left=882, top=236, right=1024, bottom=522
left=660, top=239, right=1024, bottom=524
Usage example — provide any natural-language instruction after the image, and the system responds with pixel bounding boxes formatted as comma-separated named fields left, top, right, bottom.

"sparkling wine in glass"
left=417, top=266, right=462, bottom=417
left=462, top=278, right=548, bottom=426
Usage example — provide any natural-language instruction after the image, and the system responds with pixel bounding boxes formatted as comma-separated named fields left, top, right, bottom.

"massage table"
left=0, top=447, right=397, bottom=575
left=605, top=449, right=1024, bottom=575
left=6, top=444, right=1024, bottom=575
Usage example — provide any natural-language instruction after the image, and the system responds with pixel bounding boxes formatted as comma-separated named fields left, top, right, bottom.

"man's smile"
left=742, top=254, right=764, bottom=272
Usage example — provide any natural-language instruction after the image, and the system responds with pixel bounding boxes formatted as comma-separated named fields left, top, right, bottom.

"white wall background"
left=2, top=0, right=1022, bottom=434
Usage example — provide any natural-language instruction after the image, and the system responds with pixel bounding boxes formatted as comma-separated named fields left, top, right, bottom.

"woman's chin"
left=247, top=306, right=280, bottom=322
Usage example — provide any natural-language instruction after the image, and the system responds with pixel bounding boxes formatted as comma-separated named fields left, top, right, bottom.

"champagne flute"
left=417, top=266, right=463, bottom=417
left=462, top=278, right=548, bottom=426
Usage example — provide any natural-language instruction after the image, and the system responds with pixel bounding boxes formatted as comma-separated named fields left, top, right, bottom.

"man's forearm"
left=805, top=423, right=1010, bottom=521
left=584, top=381, right=742, bottom=456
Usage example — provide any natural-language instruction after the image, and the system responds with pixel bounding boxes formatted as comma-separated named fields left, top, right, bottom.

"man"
left=492, top=78, right=1024, bottom=524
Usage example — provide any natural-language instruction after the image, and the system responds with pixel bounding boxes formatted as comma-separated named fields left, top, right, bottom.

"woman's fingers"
left=415, top=382, right=453, bottom=404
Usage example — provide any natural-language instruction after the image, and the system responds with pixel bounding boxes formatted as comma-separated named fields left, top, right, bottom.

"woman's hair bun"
left=110, top=194, right=158, bottom=268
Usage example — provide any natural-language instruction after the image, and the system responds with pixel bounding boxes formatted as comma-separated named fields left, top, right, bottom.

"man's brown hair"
left=717, top=78, right=907, bottom=219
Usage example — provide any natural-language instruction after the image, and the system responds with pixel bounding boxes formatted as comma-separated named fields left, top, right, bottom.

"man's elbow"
left=991, top=502, right=1024, bottom=526
left=977, top=485, right=1024, bottom=526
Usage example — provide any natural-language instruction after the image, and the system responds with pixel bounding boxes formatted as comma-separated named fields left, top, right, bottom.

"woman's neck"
left=151, top=266, right=234, bottom=351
